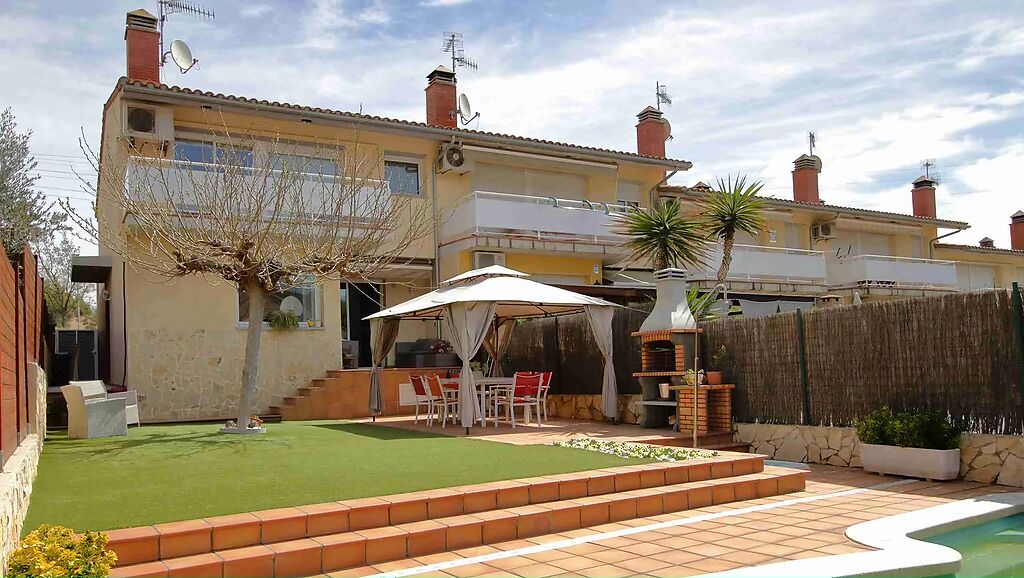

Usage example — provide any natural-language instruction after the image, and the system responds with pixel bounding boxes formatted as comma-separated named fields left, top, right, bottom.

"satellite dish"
left=664, top=118, right=673, bottom=141
left=280, top=295, right=304, bottom=317
left=457, top=93, right=479, bottom=125
left=169, top=39, right=198, bottom=74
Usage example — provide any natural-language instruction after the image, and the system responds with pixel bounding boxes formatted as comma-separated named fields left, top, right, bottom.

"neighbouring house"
left=657, top=160, right=1024, bottom=312
left=74, top=9, right=1024, bottom=423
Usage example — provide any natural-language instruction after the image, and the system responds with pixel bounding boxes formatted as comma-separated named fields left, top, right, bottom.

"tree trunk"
left=717, top=232, right=735, bottom=286
left=236, top=278, right=265, bottom=429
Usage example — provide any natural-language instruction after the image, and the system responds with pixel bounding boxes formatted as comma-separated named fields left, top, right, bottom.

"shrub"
left=855, top=406, right=962, bottom=450
left=265, top=309, right=300, bottom=331
left=7, top=525, right=117, bottom=578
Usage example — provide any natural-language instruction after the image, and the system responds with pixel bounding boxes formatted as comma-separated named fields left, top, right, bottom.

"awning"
left=70, top=256, right=113, bottom=283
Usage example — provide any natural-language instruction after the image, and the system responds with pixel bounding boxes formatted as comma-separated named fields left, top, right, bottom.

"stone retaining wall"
left=1, top=362, right=46, bottom=574
left=736, top=422, right=1024, bottom=487
left=545, top=394, right=641, bottom=424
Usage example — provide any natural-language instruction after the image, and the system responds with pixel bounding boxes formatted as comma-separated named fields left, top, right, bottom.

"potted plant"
left=265, top=309, right=300, bottom=331
left=706, top=345, right=727, bottom=385
left=855, top=407, right=963, bottom=480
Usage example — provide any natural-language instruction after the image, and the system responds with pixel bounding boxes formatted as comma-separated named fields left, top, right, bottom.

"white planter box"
left=860, top=443, right=960, bottom=480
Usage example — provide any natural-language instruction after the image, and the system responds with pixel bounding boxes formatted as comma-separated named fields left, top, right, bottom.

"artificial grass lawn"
left=25, top=420, right=652, bottom=533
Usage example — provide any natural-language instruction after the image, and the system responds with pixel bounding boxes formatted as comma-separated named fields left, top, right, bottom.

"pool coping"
left=707, top=491, right=1024, bottom=577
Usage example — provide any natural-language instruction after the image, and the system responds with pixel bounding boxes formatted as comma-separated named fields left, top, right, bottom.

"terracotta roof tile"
left=118, top=78, right=691, bottom=168
left=934, top=243, right=1024, bottom=256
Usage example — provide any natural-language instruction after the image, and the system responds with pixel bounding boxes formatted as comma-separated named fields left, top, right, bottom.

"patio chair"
left=426, top=374, right=459, bottom=428
left=538, top=371, right=553, bottom=423
left=71, top=380, right=141, bottom=428
left=493, top=372, right=543, bottom=428
left=61, top=382, right=128, bottom=439
left=409, top=374, right=437, bottom=425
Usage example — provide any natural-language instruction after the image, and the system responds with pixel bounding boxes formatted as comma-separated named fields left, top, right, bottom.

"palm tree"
left=614, top=199, right=708, bottom=271
left=704, top=175, right=767, bottom=285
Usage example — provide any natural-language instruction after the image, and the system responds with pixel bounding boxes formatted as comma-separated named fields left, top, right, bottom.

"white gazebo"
left=364, top=265, right=621, bottom=428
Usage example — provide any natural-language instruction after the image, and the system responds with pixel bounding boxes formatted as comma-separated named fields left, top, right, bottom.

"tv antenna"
left=442, top=32, right=478, bottom=72
left=655, top=82, right=672, bottom=111
left=157, top=0, right=215, bottom=74
left=808, top=131, right=817, bottom=156
left=922, top=159, right=942, bottom=183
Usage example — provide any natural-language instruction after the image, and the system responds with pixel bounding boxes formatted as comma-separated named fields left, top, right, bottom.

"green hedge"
left=855, top=407, right=962, bottom=450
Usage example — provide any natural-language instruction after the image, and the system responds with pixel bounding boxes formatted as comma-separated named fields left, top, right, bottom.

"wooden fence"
left=507, top=288, right=1024, bottom=435
left=0, top=247, right=45, bottom=468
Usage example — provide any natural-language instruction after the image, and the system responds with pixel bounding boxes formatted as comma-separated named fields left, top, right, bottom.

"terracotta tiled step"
left=106, top=455, right=764, bottom=568
left=109, top=467, right=806, bottom=578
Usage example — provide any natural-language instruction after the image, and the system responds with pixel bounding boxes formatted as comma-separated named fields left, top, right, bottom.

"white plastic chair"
left=492, top=372, right=543, bottom=428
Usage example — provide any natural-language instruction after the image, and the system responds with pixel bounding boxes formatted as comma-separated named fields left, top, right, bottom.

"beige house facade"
left=80, top=9, right=1024, bottom=422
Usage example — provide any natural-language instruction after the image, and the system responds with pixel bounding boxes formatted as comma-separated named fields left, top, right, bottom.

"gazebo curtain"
left=585, top=305, right=618, bottom=420
left=444, top=302, right=497, bottom=427
left=482, top=318, right=515, bottom=377
left=368, top=317, right=401, bottom=415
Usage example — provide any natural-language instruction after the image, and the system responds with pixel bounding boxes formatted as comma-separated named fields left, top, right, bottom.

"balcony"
left=124, top=159, right=389, bottom=224
left=687, top=244, right=828, bottom=290
left=826, top=254, right=958, bottom=292
left=441, top=191, right=631, bottom=254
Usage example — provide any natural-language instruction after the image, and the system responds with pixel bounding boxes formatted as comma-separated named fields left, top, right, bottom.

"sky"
left=1, top=0, right=1023, bottom=254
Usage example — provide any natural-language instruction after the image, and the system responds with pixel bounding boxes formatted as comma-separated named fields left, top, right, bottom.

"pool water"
left=928, top=512, right=1024, bottom=577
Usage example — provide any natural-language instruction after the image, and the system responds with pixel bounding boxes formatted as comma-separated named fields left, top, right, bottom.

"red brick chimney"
left=1012, top=211, right=1024, bottom=251
left=425, top=66, right=457, bottom=128
left=125, top=9, right=160, bottom=84
left=636, top=107, right=668, bottom=159
left=792, top=154, right=822, bottom=204
left=911, top=176, right=937, bottom=219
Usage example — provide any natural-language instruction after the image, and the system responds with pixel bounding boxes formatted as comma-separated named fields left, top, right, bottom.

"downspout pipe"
left=929, top=229, right=964, bottom=259
left=432, top=152, right=441, bottom=339
left=648, top=170, right=678, bottom=207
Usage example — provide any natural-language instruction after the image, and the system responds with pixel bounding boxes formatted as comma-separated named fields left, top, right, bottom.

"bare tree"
left=0, top=108, right=66, bottom=251
left=38, top=232, right=94, bottom=327
left=65, top=121, right=433, bottom=431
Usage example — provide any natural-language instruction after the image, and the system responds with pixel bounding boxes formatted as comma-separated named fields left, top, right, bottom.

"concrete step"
left=106, top=454, right=765, bottom=568
left=110, top=465, right=805, bottom=577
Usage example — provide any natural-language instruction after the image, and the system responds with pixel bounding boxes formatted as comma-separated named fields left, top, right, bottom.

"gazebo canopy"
left=363, top=266, right=622, bottom=427
left=365, top=265, right=617, bottom=322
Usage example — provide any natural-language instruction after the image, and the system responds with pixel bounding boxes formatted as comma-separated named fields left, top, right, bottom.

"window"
left=385, top=160, right=421, bottom=195
left=270, top=153, right=338, bottom=179
left=175, top=140, right=253, bottom=170
left=339, top=284, right=349, bottom=339
left=238, top=276, right=322, bottom=326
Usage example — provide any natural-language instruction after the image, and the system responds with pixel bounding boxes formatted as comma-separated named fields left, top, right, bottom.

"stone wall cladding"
left=1, top=362, right=46, bottom=574
left=735, top=423, right=861, bottom=467
left=545, top=394, right=641, bottom=424
left=130, top=328, right=340, bottom=422
left=737, top=422, right=1024, bottom=487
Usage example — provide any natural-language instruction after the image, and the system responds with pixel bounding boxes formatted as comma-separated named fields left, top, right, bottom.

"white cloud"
left=947, top=142, right=1024, bottom=248
left=240, top=4, right=273, bottom=18
left=959, top=20, right=1024, bottom=70
left=420, top=0, right=474, bottom=6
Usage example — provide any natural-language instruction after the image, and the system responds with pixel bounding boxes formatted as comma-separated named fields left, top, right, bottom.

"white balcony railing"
left=442, top=191, right=632, bottom=245
left=125, top=159, right=389, bottom=223
left=826, top=254, right=958, bottom=290
left=689, top=244, right=828, bottom=286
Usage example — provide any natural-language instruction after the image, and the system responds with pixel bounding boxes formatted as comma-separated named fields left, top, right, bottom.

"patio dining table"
left=442, top=377, right=518, bottom=426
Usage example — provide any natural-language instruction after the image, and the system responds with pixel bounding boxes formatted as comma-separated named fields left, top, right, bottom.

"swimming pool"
left=927, top=511, right=1024, bottom=577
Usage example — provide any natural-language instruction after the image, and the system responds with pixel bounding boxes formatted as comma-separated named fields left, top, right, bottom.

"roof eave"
left=659, top=186, right=970, bottom=229
left=119, top=80, right=693, bottom=171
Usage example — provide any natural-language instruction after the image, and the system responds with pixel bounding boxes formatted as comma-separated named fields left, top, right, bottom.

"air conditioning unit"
left=123, top=104, right=173, bottom=152
left=439, top=143, right=473, bottom=174
left=473, top=251, right=505, bottom=269
left=812, top=221, right=835, bottom=241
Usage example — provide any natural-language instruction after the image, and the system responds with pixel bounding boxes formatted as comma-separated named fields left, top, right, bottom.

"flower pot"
left=860, top=443, right=960, bottom=480
left=658, top=382, right=671, bottom=399
left=706, top=371, right=723, bottom=385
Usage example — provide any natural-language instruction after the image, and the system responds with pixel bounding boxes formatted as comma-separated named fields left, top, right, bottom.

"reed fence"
left=508, top=288, right=1024, bottom=435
